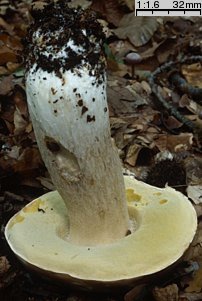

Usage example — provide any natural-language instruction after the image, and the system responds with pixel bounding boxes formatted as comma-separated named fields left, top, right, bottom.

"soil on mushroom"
left=25, top=0, right=106, bottom=81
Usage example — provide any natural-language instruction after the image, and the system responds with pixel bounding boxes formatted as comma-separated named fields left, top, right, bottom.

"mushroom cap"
left=5, top=176, right=197, bottom=290
left=124, top=52, right=142, bottom=65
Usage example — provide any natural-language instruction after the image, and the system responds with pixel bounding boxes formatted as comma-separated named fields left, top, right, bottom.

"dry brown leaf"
left=0, top=33, right=22, bottom=51
left=25, top=122, right=33, bottom=133
left=114, top=16, right=158, bottom=47
left=124, top=0, right=134, bottom=10
left=31, top=1, right=49, bottom=11
left=110, top=117, right=128, bottom=129
left=118, top=0, right=134, bottom=10
left=194, top=204, right=202, bottom=218
left=153, top=284, right=179, bottom=301
left=0, top=257, right=10, bottom=276
left=154, top=133, right=193, bottom=152
left=179, top=95, right=202, bottom=117
left=185, top=157, right=202, bottom=186
left=6, top=145, right=20, bottom=160
left=7, top=62, right=21, bottom=73
left=14, top=90, right=28, bottom=117
left=185, top=266, right=202, bottom=293
left=155, top=38, right=178, bottom=64
left=179, top=292, right=202, bottom=301
left=184, top=220, right=202, bottom=262
left=0, top=0, right=17, bottom=16
left=163, top=115, right=183, bottom=130
left=91, top=0, right=124, bottom=26
left=37, top=176, right=55, bottom=191
left=125, top=144, right=143, bottom=166
left=0, top=66, right=9, bottom=75
left=139, top=40, right=164, bottom=60
left=124, top=284, right=146, bottom=301
left=182, top=63, right=202, bottom=88
left=0, top=45, right=18, bottom=65
left=69, top=0, right=92, bottom=9
left=141, top=81, right=152, bottom=94
left=14, top=147, right=43, bottom=173
left=0, top=75, right=14, bottom=95
left=107, top=76, right=147, bottom=115
left=0, top=147, right=42, bottom=176
left=187, top=186, right=202, bottom=205
left=126, top=83, right=149, bottom=105
left=114, top=131, right=133, bottom=150
left=11, top=88, right=30, bottom=134
left=0, top=18, right=14, bottom=36
left=13, top=108, right=28, bottom=135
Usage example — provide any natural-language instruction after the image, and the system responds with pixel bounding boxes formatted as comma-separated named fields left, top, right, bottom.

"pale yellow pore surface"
left=5, top=177, right=197, bottom=282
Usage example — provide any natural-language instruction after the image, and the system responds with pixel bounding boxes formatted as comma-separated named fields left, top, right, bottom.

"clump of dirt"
left=146, top=159, right=186, bottom=190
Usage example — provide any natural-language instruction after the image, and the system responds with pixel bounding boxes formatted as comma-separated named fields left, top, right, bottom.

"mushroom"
left=124, top=52, right=142, bottom=79
left=5, top=1, right=197, bottom=291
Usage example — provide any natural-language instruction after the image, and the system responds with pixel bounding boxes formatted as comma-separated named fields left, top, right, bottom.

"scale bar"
left=136, top=9, right=201, bottom=16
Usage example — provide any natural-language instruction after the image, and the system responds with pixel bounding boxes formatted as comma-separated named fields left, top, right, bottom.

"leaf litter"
left=0, top=1, right=202, bottom=301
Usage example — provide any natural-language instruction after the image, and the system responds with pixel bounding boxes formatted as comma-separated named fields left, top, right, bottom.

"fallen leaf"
left=0, top=66, right=9, bottom=75
left=0, top=257, right=10, bottom=276
left=6, top=62, right=21, bottom=73
left=37, top=176, right=55, bottom=191
left=179, top=292, right=202, bottom=301
left=0, top=1, right=15, bottom=16
left=69, top=0, right=92, bottom=9
left=107, top=76, right=147, bottom=115
left=187, top=186, right=202, bottom=205
left=0, top=45, right=18, bottom=65
left=172, top=18, right=193, bottom=34
left=179, top=95, right=202, bottom=119
left=185, top=157, right=202, bottom=186
left=140, top=81, right=152, bottom=94
left=126, top=83, right=149, bottom=105
left=0, top=17, right=14, bottom=36
left=119, top=0, right=134, bottom=10
left=31, top=1, right=49, bottom=11
left=184, top=220, right=202, bottom=262
left=185, top=266, right=202, bottom=293
left=13, top=108, right=28, bottom=135
left=6, top=145, right=20, bottom=160
left=154, top=133, right=193, bottom=152
left=0, top=146, right=43, bottom=177
left=153, top=284, right=179, bottom=301
left=194, top=204, right=202, bottom=218
left=125, top=144, right=143, bottom=166
left=155, top=38, right=178, bottom=64
left=91, top=0, right=124, bottom=26
left=124, top=284, right=146, bottom=301
left=114, top=16, right=158, bottom=47
left=0, top=75, right=14, bottom=95
left=182, top=63, right=202, bottom=88
left=162, top=115, right=183, bottom=130
left=14, top=147, right=43, bottom=173
left=139, top=41, right=160, bottom=61
left=13, top=89, right=28, bottom=117
left=0, top=33, right=22, bottom=51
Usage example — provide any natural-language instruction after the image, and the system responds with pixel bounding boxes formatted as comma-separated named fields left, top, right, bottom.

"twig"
left=169, top=72, right=202, bottom=104
left=148, top=55, right=202, bottom=130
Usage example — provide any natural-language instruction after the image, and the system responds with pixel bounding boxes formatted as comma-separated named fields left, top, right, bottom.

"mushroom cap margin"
left=5, top=176, right=197, bottom=289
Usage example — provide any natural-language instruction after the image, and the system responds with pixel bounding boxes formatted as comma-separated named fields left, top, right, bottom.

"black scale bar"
left=136, top=9, right=201, bottom=14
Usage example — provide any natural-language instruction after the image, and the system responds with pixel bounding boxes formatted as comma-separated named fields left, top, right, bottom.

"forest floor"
left=0, top=1, right=202, bottom=300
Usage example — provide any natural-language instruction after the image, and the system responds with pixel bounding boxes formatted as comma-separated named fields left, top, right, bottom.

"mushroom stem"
left=25, top=2, right=130, bottom=246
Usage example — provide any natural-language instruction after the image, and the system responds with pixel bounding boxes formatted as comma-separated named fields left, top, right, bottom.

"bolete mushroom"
left=5, top=0, right=197, bottom=291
